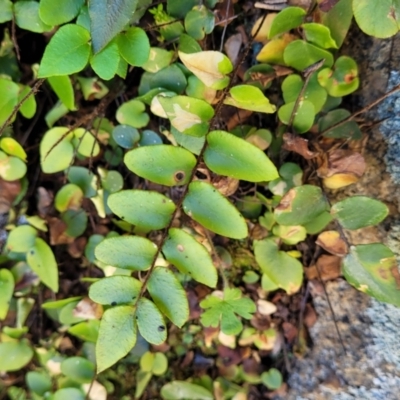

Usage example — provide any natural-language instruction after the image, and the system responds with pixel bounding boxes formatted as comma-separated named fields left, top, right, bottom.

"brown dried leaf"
left=316, top=230, right=348, bottom=256
left=212, top=175, right=239, bottom=197
left=0, top=178, right=21, bottom=213
left=224, top=33, right=242, bottom=66
left=306, top=254, right=342, bottom=281
left=49, top=217, right=72, bottom=245
left=318, top=150, right=366, bottom=177
left=282, top=321, right=298, bottom=343
left=73, top=297, right=103, bottom=320
left=283, top=132, right=318, bottom=159
left=319, top=0, right=341, bottom=12
left=37, top=187, right=53, bottom=217
left=68, top=236, right=87, bottom=258
left=226, top=108, right=253, bottom=131
left=303, top=303, right=317, bottom=328
left=217, top=345, right=246, bottom=367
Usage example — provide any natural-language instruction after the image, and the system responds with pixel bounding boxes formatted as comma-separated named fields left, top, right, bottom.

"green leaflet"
left=147, top=267, right=189, bottom=328
left=0, top=341, right=33, bottom=372
left=163, top=228, right=217, bottom=287
left=343, top=244, right=400, bottom=307
left=26, top=238, right=59, bottom=292
left=204, top=130, right=279, bottom=182
left=108, top=190, right=176, bottom=231
left=331, top=196, right=389, bottom=230
left=89, top=0, right=139, bottom=53
left=183, top=181, right=248, bottom=239
left=94, top=236, right=157, bottom=270
left=38, top=24, right=91, bottom=77
left=0, top=269, right=14, bottom=320
left=254, top=239, right=303, bottom=294
left=136, top=298, right=167, bottom=344
left=96, top=305, right=137, bottom=373
left=89, top=276, right=142, bottom=305
left=274, top=185, right=329, bottom=226
left=200, top=288, right=256, bottom=335
left=124, top=145, right=196, bottom=186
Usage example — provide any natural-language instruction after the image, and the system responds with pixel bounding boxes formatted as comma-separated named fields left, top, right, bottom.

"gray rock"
left=285, top=28, right=400, bottom=400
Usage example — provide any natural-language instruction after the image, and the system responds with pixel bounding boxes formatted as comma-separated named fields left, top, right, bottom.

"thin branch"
left=319, top=82, right=400, bottom=137
left=0, top=79, right=45, bottom=137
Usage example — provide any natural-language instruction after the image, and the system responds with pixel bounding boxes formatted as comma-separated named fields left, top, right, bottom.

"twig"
left=0, top=79, right=45, bottom=137
left=11, top=15, right=20, bottom=61
left=219, top=0, right=231, bottom=52
left=319, top=82, right=400, bottom=137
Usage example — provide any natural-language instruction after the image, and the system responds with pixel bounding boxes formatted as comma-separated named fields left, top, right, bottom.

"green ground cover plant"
left=0, top=0, right=399, bottom=398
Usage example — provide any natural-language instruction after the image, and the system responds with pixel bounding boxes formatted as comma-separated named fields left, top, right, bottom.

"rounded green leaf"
left=0, top=269, right=14, bottom=320
left=302, top=23, right=338, bottom=49
left=112, top=125, right=140, bottom=149
left=204, top=130, right=279, bottom=182
left=0, top=78, right=19, bottom=126
left=269, top=7, right=306, bottom=38
left=89, top=0, right=139, bottom=53
left=184, top=5, right=215, bottom=40
left=158, top=95, right=214, bottom=137
left=331, top=196, right=389, bottom=230
left=55, top=184, right=83, bottom=212
left=163, top=228, right=217, bottom=287
left=278, top=100, right=315, bottom=133
left=90, top=41, right=120, bottom=80
left=26, top=371, right=52, bottom=396
left=318, top=109, right=361, bottom=139
left=6, top=225, right=37, bottom=253
left=108, top=190, right=176, bottom=231
left=68, top=320, right=99, bottom=343
left=53, top=388, right=85, bottom=400
left=161, top=381, right=213, bottom=400
left=254, top=239, right=303, bottom=294
left=95, top=236, right=157, bottom=270
left=96, top=305, right=137, bottom=373
left=18, top=85, right=37, bottom=118
left=0, top=152, right=27, bottom=181
left=0, top=341, right=33, bottom=371
left=116, top=99, right=149, bottom=128
left=100, top=170, right=124, bottom=193
left=318, top=56, right=359, bottom=97
left=283, top=40, right=333, bottom=71
left=38, top=24, right=91, bottom=77
left=0, top=0, right=12, bottom=23
left=182, top=181, right=248, bottom=239
left=136, top=298, right=167, bottom=345
left=274, top=185, right=329, bottom=226
left=149, top=64, right=187, bottom=94
left=224, top=85, right=276, bottom=113
left=353, top=0, right=400, bottom=38
left=343, top=244, right=400, bottom=307
left=61, top=209, right=87, bottom=237
left=281, top=73, right=327, bottom=113
left=14, top=1, right=53, bottom=33
left=27, top=238, right=59, bottom=292
left=0, top=138, right=26, bottom=161
left=142, top=47, right=174, bottom=73
left=178, top=51, right=232, bottom=90
left=89, top=276, right=142, bottom=305
left=147, top=267, right=189, bottom=328
left=39, top=0, right=84, bottom=25
left=40, top=127, right=74, bottom=173
left=117, top=27, right=150, bottom=67
left=152, top=353, right=168, bottom=376
left=48, top=76, right=76, bottom=111
left=61, top=357, right=95, bottom=383
left=124, top=145, right=196, bottom=186
left=261, top=368, right=283, bottom=390
left=67, top=166, right=97, bottom=197
left=72, top=128, right=100, bottom=157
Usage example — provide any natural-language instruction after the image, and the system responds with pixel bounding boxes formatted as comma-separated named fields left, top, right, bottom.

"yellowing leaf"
left=178, top=51, right=233, bottom=89
left=256, top=33, right=296, bottom=64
